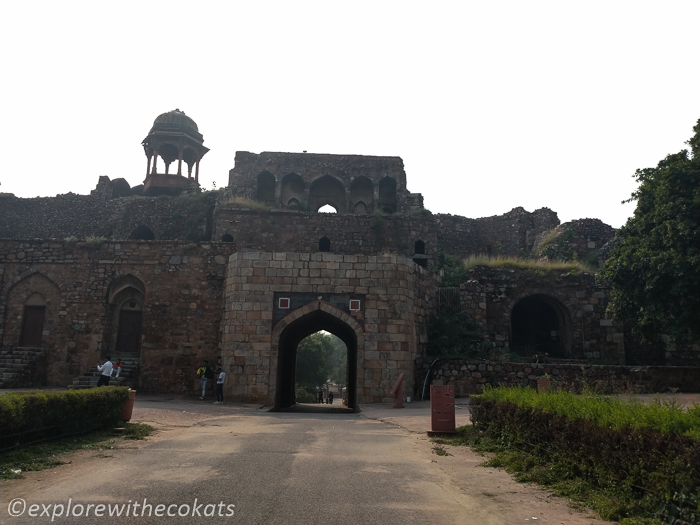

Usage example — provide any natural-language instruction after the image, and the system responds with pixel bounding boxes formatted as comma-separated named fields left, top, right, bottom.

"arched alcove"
left=281, top=173, right=305, bottom=209
left=20, top=293, right=47, bottom=347
left=4, top=272, right=60, bottom=349
left=106, top=275, right=146, bottom=357
left=221, top=233, right=234, bottom=243
left=309, top=175, right=344, bottom=213
left=256, top=171, right=276, bottom=203
left=414, top=240, right=426, bottom=254
left=129, top=225, right=155, bottom=240
left=511, top=294, right=572, bottom=357
left=350, top=176, right=373, bottom=213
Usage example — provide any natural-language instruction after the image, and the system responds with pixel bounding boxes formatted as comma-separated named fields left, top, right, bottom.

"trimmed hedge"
left=470, top=387, right=700, bottom=521
left=0, top=387, right=130, bottom=448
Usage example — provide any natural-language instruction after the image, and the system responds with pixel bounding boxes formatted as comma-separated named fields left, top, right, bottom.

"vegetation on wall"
left=601, top=118, right=700, bottom=344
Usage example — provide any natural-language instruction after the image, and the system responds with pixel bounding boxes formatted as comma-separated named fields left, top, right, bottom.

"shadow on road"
left=270, top=402, right=356, bottom=414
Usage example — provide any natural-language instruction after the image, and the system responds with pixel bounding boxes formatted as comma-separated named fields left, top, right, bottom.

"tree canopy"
left=601, top=119, right=700, bottom=344
left=295, top=332, right=347, bottom=395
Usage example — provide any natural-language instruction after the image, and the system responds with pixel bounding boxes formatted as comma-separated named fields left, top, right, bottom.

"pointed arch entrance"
left=511, top=294, right=573, bottom=357
left=272, top=302, right=362, bottom=411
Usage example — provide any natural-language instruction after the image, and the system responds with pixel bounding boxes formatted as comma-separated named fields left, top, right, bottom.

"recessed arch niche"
left=309, top=175, right=344, bottom=213
left=510, top=294, right=572, bottom=358
left=106, top=275, right=146, bottom=357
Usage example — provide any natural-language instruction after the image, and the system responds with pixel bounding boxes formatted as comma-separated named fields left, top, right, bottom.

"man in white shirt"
left=96, top=356, right=113, bottom=387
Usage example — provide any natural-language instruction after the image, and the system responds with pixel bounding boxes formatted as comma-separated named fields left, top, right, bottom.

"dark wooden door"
left=20, top=306, right=46, bottom=346
left=116, top=310, right=142, bottom=354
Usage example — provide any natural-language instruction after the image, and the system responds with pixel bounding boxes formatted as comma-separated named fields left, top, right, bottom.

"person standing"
left=328, top=391, right=334, bottom=404
left=214, top=367, right=225, bottom=404
left=96, top=356, right=113, bottom=387
left=197, top=360, right=212, bottom=399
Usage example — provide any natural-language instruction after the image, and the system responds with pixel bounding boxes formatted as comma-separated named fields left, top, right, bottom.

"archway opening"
left=107, top=275, right=145, bottom=358
left=276, top=309, right=358, bottom=411
left=511, top=294, right=572, bottom=358
left=221, top=233, right=234, bottom=242
left=129, top=225, right=155, bottom=240
left=294, top=331, right=348, bottom=406
left=318, top=204, right=337, bottom=213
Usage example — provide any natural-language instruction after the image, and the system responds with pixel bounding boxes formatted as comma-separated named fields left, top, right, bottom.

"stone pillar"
left=146, top=155, right=151, bottom=176
left=151, top=151, right=158, bottom=174
left=177, top=151, right=183, bottom=176
left=195, top=159, right=200, bottom=183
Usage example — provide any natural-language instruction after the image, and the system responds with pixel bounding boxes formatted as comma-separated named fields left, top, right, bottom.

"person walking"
left=96, top=356, right=113, bottom=387
left=197, top=360, right=213, bottom=399
left=214, top=367, right=225, bottom=404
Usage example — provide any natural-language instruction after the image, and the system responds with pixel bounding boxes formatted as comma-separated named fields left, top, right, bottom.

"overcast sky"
left=2, top=1, right=698, bottom=228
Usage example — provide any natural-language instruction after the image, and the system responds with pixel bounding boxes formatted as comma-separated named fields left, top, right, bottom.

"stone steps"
left=69, top=354, right=140, bottom=389
left=0, top=347, right=46, bottom=389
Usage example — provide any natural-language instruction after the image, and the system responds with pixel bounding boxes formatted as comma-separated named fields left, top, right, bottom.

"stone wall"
left=0, top=239, right=235, bottom=391
left=434, top=207, right=561, bottom=258
left=0, top=178, right=215, bottom=242
left=227, top=151, right=418, bottom=213
left=460, top=266, right=626, bottom=363
left=212, top=207, right=437, bottom=259
left=414, top=357, right=700, bottom=397
left=221, top=251, right=439, bottom=405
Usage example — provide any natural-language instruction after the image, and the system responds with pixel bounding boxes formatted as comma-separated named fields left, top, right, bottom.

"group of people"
left=96, top=356, right=123, bottom=387
left=197, top=360, right=226, bottom=404
left=316, top=386, right=334, bottom=404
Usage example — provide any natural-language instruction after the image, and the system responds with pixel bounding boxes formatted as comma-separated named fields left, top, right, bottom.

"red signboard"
left=429, top=385, right=456, bottom=434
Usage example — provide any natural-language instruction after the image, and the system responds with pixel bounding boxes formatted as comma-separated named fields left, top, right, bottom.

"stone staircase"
left=70, top=353, right=140, bottom=389
left=0, top=347, right=47, bottom=389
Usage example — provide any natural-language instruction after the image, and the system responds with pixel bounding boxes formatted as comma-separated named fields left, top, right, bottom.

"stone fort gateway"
left=1, top=110, right=698, bottom=409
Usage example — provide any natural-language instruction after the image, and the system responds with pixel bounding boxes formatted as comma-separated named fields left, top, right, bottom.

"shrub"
left=0, top=387, right=130, bottom=449
left=469, top=387, right=700, bottom=522
left=85, top=235, right=107, bottom=249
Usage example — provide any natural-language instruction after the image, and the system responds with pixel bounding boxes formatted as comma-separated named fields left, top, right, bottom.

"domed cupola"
left=141, top=109, right=209, bottom=196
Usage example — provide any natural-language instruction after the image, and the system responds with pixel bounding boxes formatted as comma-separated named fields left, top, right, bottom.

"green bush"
left=470, top=387, right=700, bottom=522
left=0, top=388, right=130, bottom=448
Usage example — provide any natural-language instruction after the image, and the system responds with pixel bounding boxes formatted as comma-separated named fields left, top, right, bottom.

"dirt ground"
left=2, top=396, right=613, bottom=524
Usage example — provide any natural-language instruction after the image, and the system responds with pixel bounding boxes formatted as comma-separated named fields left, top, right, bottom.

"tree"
left=295, top=332, right=333, bottom=390
left=601, top=119, right=700, bottom=344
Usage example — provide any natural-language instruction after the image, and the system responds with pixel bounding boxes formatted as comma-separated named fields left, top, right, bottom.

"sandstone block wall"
left=212, top=208, right=436, bottom=259
left=460, top=266, right=626, bottom=363
left=0, top=240, right=234, bottom=391
left=221, top=251, right=439, bottom=405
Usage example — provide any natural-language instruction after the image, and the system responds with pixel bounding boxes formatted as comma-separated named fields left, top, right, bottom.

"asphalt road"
left=2, top=399, right=611, bottom=525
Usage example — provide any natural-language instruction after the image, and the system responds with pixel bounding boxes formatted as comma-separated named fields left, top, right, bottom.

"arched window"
left=414, top=240, right=426, bottom=254
left=319, top=237, right=331, bottom=252
left=309, top=175, right=344, bottom=213
left=318, top=204, right=337, bottom=213
left=221, top=233, right=234, bottom=243
left=129, top=225, right=155, bottom=240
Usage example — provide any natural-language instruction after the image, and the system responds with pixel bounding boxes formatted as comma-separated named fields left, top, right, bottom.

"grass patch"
left=431, top=443, right=451, bottom=456
left=224, top=196, right=271, bottom=211
left=435, top=425, right=665, bottom=525
left=0, top=423, right=154, bottom=480
left=461, top=254, right=595, bottom=274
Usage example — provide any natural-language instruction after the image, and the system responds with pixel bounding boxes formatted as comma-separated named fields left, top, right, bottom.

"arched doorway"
left=275, top=306, right=360, bottom=411
left=510, top=294, right=572, bottom=357
left=106, top=275, right=145, bottom=357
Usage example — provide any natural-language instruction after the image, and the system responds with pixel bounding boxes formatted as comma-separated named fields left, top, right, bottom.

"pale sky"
left=2, top=1, right=698, bottom=228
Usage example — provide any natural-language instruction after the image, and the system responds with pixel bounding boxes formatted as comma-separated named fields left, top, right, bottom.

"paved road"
left=2, top=397, right=610, bottom=525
